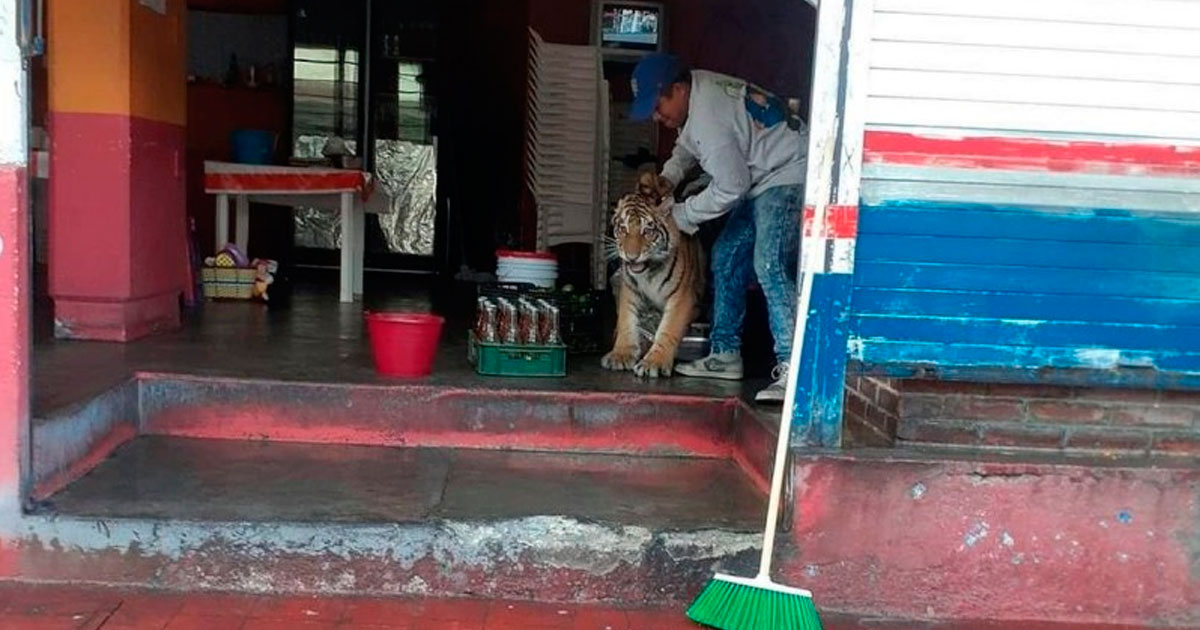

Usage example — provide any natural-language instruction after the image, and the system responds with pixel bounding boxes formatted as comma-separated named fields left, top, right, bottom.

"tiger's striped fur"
left=601, top=173, right=705, bottom=378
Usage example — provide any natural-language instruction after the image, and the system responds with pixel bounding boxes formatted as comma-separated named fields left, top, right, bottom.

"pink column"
left=46, top=0, right=187, bottom=342
left=0, top=0, right=31, bottom=525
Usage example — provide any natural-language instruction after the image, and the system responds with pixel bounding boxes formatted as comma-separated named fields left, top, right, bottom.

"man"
left=630, top=53, right=807, bottom=403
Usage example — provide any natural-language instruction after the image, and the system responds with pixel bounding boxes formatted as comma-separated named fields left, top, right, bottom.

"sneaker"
left=755, top=362, right=790, bottom=404
left=675, top=351, right=744, bottom=381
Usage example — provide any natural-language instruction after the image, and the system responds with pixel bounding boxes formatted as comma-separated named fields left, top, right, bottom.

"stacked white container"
left=496, top=250, right=558, bottom=289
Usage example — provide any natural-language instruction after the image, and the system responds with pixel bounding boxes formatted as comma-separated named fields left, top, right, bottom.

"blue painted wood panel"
left=852, top=315, right=1200, bottom=352
left=850, top=202, right=1200, bottom=379
left=857, top=235, right=1200, bottom=274
left=853, top=340, right=1200, bottom=373
left=855, top=261, right=1200, bottom=300
left=860, top=202, right=1200, bottom=245
left=794, top=273, right=853, bottom=447
left=852, top=289, right=1198, bottom=326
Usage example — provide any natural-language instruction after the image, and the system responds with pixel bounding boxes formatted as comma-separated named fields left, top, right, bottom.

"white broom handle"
left=757, top=203, right=823, bottom=581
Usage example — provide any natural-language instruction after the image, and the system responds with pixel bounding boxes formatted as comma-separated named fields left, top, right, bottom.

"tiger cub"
left=601, top=173, right=705, bottom=378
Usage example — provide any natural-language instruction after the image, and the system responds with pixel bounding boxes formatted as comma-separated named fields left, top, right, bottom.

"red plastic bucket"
left=365, top=312, right=444, bottom=377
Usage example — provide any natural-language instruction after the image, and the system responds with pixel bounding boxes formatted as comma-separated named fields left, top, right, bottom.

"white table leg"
left=235, top=194, right=250, bottom=254
left=339, top=192, right=354, bottom=303
left=354, top=204, right=365, bottom=297
left=215, top=193, right=230, bottom=252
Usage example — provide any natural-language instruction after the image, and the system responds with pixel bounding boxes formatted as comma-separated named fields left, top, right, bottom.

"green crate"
left=468, top=331, right=567, bottom=377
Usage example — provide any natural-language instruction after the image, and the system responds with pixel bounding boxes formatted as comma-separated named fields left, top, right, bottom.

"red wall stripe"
left=803, top=205, right=859, bottom=239
left=864, top=131, right=1200, bottom=177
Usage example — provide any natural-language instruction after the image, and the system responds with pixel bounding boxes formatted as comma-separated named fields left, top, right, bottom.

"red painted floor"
left=0, top=584, right=691, bottom=630
left=0, top=583, right=1172, bottom=630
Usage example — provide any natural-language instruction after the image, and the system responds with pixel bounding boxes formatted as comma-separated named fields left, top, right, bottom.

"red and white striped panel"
left=864, top=132, right=1200, bottom=179
left=860, top=131, right=1200, bottom=213
left=203, top=161, right=372, bottom=196
left=803, top=204, right=859, bottom=275
left=856, top=0, right=1200, bottom=213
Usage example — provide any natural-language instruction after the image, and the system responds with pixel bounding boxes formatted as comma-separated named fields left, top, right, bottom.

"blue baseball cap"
left=630, top=53, right=680, bottom=122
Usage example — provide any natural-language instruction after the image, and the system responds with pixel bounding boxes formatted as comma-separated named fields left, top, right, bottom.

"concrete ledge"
left=4, top=514, right=761, bottom=605
left=13, top=447, right=1197, bottom=626
left=31, top=374, right=758, bottom=504
left=31, top=379, right=137, bottom=500
left=23, top=375, right=1200, bottom=626
left=136, top=374, right=740, bottom=458
left=778, top=450, right=1200, bottom=627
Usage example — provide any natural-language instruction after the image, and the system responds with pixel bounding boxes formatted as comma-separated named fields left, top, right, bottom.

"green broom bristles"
left=686, top=573, right=822, bottom=630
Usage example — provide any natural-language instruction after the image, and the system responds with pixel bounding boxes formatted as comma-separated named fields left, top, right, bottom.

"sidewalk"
left=0, top=582, right=1170, bottom=629
left=0, top=583, right=696, bottom=630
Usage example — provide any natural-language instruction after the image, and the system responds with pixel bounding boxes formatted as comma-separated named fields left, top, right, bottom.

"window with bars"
left=292, top=45, right=360, bottom=159
left=396, top=61, right=429, bottom=144
left=372, top=60, right=430, bottom=145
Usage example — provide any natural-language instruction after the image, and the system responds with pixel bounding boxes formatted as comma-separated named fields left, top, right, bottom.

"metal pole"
left=362, top=0, right=372, bottom=172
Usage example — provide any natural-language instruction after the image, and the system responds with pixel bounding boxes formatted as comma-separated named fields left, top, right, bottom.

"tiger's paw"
left=601, top=347, right=640, bottom=371
left=633, top=351, right=674, bottom=379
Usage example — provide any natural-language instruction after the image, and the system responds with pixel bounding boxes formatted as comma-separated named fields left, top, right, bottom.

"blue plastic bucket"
left=231, top=129, right=275, bottom=165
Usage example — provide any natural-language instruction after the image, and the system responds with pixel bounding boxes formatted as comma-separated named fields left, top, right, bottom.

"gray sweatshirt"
left=660, top=70, right=808, bottom=234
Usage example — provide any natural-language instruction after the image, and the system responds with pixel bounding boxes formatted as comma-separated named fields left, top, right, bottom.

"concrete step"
left=21, top=436, right=766, bottom=604
left=136, top=375, right=743, bottom=457
left=25, top=374, right=1200, bottom=627
left=45, top=437, right=765, bottom=529
left=32, top=374, right=776, bottom=501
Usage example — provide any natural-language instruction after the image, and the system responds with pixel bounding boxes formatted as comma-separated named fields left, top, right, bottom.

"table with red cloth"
left=204, top=161, right=376, bottom=303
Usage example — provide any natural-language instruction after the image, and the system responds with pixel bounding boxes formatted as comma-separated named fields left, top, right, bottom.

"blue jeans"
left=708, top=185, right=802, bottom=364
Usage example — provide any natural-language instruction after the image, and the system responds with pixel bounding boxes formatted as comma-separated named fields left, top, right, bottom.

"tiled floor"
left=0, top=583, right=1173, bottom=630
left=33, top=280, right=748, bottom=418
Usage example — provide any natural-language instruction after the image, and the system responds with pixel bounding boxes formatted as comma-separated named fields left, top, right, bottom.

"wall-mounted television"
left=592, top=1, right=666, bottom=57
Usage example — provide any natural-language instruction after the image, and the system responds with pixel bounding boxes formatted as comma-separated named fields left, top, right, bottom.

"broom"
left=686, top=205, right=824, bottom=630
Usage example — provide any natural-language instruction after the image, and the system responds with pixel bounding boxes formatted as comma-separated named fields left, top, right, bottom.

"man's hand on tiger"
left=635, top=172, right=674, bottom=203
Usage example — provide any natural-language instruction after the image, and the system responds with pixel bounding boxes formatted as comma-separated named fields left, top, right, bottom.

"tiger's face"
left=612, top=174, right=678, bottom=274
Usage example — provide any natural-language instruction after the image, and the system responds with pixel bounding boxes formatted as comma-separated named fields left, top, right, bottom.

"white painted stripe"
left=864, top=97, right=1200, bottom=141
left=803, top=0, right=847, bottom=212
left=0, top=0, right=26, bottom=166
left=874, top=0, right=1200, bottom=29
left=859, top=0, right=1200, bottom=216
left=868, top=69, right=1200, bottom=114
left=872, top=13, right=1200, bottom=57
left=864, top=2, right=1200, bottom=152
left=801, top=0, right=849, bottom=276
left=861, top=179, right=1200, bottom=214
left=870, top=41, right=1200, bottom=86
left=835, top=0, right=874, bottom=208
left=863, top=164, right=1200, bottom=195
left=830, top=237, right=856, bottom=274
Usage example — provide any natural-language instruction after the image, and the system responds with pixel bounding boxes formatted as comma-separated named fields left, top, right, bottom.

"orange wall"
left=48, top=0, right=186, bottom=126
left=131, top=0, right=187, bottom=126
left=47, top=0, right=131, bottom=116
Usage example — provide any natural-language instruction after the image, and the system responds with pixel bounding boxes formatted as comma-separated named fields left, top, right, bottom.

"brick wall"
left=843, top=375, right=900, bottom=447
left=897, top=381, right=1200, bottom=456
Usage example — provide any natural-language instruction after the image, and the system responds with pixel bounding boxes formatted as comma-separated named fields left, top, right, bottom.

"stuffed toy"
left=251, top=258, right=278, bottom=301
